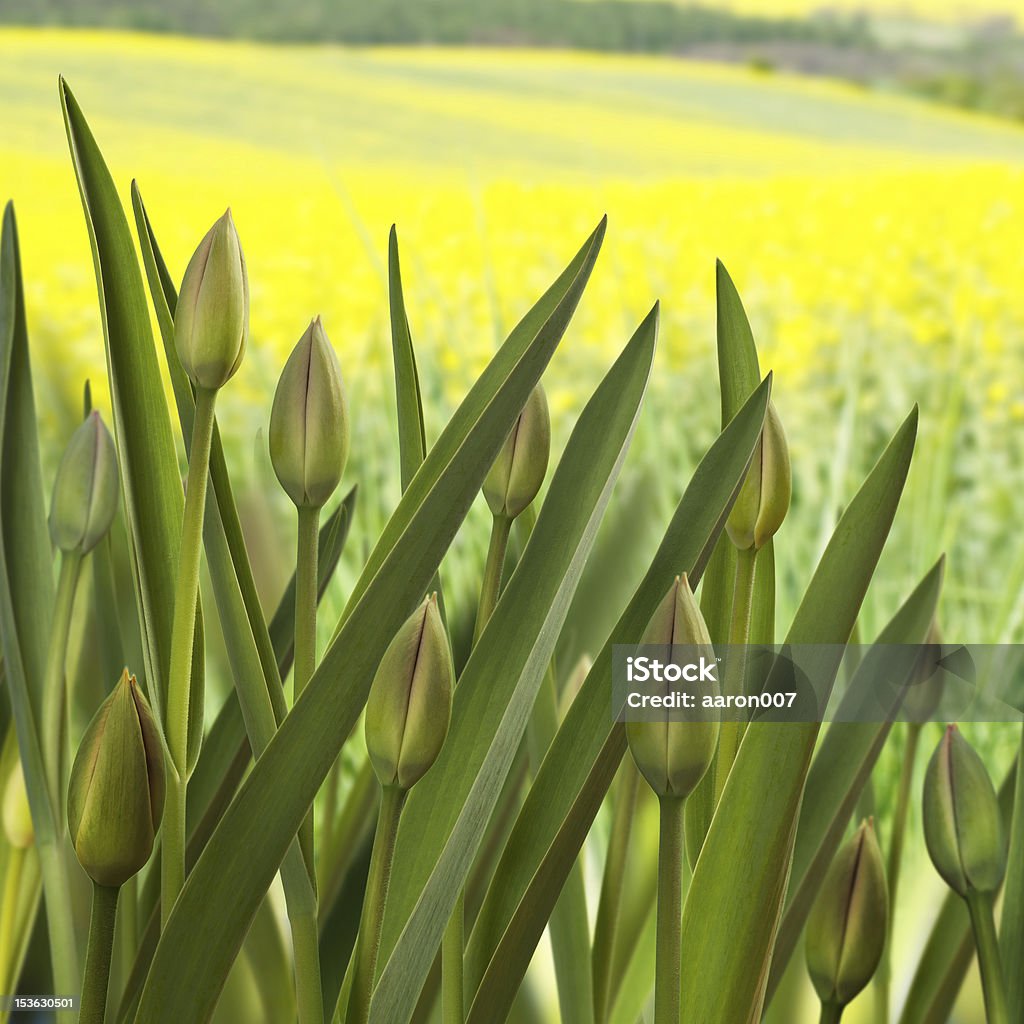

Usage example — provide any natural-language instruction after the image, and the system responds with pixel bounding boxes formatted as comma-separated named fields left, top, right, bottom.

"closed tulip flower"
left=48, top=410, right=119, bottom=556
left=68, top=670, right=165, bottom=888
left=174, top=209, right=248, bottom=391
left=626, top=575, right=719, bottom=801
left=269, top=316, right=349, bottom=510
left=923, top=725, right=1005, bottom=898
left=483, top=383, right=550, bottom=520
left=726, top=400, right=790, bottom=551
left=365, top=594, right=453, bottom=791
left=806, top=820, right=888, bottom=1014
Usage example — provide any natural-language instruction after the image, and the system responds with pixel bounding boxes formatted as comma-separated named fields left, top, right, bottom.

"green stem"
left=161, top=766, right=185, bottom=929
left=41, top=550, right=82, bottom=817
left=655, top=795, right=684, bottom=1024
left=293, top=503, right=322, bottom=1024
left=294, top=505, right=320, bottom=701
left=0, top=847, right=24, bottom=996
left=80, top=883, right=119, bottom=1024
left=472, top=515, right=511, bottom=646
left=818, top=1000, right=843, bottom=1024
left=349, top=786, right=407, bottom=1024
left=714, top=544, right=757, bottom=803
left=36, top=839, right=80, bottom=998
left=162, top=384, right=217, bottom=918
left=291, top=912, right=324, bottom=1024
left=442, top=514, right=511, bottom=1023
left=966, top=889, right=1010, bottom=1024
left=876, top=722, right=921, bottom=1023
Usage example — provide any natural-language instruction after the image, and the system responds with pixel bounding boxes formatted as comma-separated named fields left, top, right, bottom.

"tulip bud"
left=2, top=761, right=34, bottom=850
left=726, top=400, right=790, bottom=551
left=48, top=410, right=119, bottom=555
left=626, top=575, right=719, bottom=800
left=366, top=594, right=453, bottom=790
left=483, top=384, right=551, bottom=520
left=805, top=819, right=888, bottom=1008
left=903, top=622, right=944, bottom=722
left=68, top=671, right=165, bottom=888
left=174, top=209, right=248, bottom=390
left=923, top=725, right=1005, bottom=898
left=269, top=317, right=349, bottom=509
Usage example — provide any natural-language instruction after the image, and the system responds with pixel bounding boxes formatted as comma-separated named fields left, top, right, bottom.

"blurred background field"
left=3, top=10, right=1024, bottom=1021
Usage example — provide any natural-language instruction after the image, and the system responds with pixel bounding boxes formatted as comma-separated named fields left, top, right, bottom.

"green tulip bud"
left=923, top=725, right=1005, bottom=898
left=2, top=761, right=34, bottom=850
left=483, top=384, right=551, bottom=520
left=366, top=594, right=453, bottom=790
left=68, top=670, right=165, bottom=888
left=174, top=209, right=248, bottom=390
left=48, top=410, right=119, bottom=555
left=269, top=316, right=349, bottom=509
left=626, top=575, right=719, bottom=800
left=805, top=819, right=888, bottom=1008
left=726, top=400, right=791, bottom=551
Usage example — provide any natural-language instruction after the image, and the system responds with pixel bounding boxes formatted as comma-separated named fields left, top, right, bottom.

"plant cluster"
left=0, top=80, right=1019, bottom=1024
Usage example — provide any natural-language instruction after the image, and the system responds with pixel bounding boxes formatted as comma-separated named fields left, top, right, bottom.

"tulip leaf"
left=464, top=376, right=772, bottom=1021
left=60, top=80, right=192, bottom=730
left=136, top=215, right=605, bottom=1023
left=371, top=304, right=657, bottom=1024
left=389, top=225, right=427, bottom=492
left=0, top=203, right=56, bottom=847
left=676, top=407, right=917, bottom=1024
left=765, top=555, right=945, bottom=1000
left=1000, top=727, right=1024, bottom=1020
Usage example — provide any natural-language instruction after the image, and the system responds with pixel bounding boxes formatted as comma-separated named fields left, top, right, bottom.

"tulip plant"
left=0, top=78, right=1021, bottom=1024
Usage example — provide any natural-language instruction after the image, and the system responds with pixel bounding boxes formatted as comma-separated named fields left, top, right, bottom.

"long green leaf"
left=765, top=555, right=945, bottom=1000
left=60, top=80, right=193, bottom=732
left=389, top=225, right=427, bottom=491
left=372, top=306, right=659, bottom=1024
left=677, top=407, right=918, bottom=1024
left=0, top=203, right=55, bottom=847
left=1000, top=724, right=1024, bottom=1019
left=136, top=215, right=606, bottom=1023
left=464, top=376, right=773, bottom=1020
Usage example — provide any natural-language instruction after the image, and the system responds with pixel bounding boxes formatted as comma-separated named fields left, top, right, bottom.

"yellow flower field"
left=2, top=28, right=1024, bottom=641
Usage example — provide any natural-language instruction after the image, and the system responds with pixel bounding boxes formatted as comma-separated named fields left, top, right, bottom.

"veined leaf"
left=0, top=203, right=55, bottom=847
left=464, top=377, right=772, bottom=1020
left=677, top=407, right=918, bottom=1024
left=372, top=306, right=659, bottom=1024
left=136, top=216, right=606, bottom=1023
left=389, top=225, right=427, bottom=492
left=765, top=555, right=945, bottom=999
left=60, top=81, right=191, bottom=731
left=1001, top=725, right=1024, bottom=1019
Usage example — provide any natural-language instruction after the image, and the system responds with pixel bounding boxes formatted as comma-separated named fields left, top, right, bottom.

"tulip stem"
left=966, top=889, right=1010, bottom=1024
left=472, top=514, right=511, bottom=645
left=80, top=883, right=119, bottom=1024
left=714, top=544, right=757, bottom=803
left=442, top=513, right=511, bottom=1023
left=163, top=384, right=217, bottom=921
left=877, top=721, right=921, bottom=1023
left=292, top=503, right=323, bottom=1023
left=41, top=549, right=82, bottom=817
left=294, top=504, right=320, bottom=701
left=349, top=785, right=407, bottom=1024
left=655, top=795, right=684, bottom=1024
left=818, top=1000, right=843, bottom=1024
